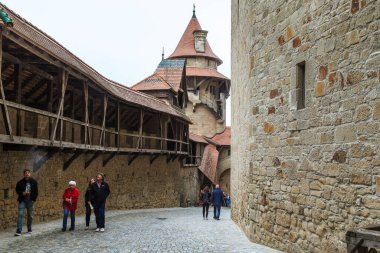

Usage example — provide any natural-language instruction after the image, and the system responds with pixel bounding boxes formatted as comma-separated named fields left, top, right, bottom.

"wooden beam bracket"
left=128, top=153, right=139, bottom=166
left=33, top=149, right=58, bottom=172
left=85, top=151, right=100, bottom=169
left=63, top=151, right=83, bottom=171
left=150, top=153, right=160, bottom=165
left=103, top=153, right=116, bottom=167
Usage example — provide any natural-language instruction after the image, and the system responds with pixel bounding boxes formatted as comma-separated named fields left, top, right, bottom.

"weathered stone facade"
left=217, top=148, right=231, bottom=195
left=0, top=150, right=182, bottom=230
left=231, top=0, right=380, bottom=252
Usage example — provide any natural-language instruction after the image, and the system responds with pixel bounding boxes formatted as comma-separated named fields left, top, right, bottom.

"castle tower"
left=168, top=9, right=230, bottom=138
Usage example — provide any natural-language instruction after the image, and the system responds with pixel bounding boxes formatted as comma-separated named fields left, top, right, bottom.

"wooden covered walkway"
left=0, top=5, right=190, bottom=171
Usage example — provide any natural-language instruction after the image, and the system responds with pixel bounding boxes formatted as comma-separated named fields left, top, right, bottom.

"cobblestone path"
left=0, top=207, right=281, bottom=253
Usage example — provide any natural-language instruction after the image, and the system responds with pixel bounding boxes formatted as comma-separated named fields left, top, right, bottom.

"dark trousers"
left=63, top=208, right=75, bottom=229
left=202, top=203, right=209, bottom=218
left=213, top=205, right=221, bottom=219
left=94, top=202, right=106, bottom=228
left=85, top=204, right=92, bottom=227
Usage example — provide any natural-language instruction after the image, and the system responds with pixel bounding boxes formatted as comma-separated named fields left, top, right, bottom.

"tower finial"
left=162, top=47, right=165, bottom=60
left=193, top=4, right=196, bottom=18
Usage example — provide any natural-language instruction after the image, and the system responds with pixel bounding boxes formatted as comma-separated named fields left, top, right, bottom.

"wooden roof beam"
left=3, top=52, right=54, bottom=81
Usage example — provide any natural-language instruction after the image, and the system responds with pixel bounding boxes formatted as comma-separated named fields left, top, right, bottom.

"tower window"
left=296, top=61, right=306, bottom=110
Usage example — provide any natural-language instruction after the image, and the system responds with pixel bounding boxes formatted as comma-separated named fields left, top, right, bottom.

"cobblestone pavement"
left=0, top=207, right=281, bottom=253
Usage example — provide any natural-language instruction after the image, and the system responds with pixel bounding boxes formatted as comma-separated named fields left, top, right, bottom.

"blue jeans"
left=62, top=208, right=75, bottom=229
left=17, top=201, right=34, bottom=232
left=214, top=205, right=221, bottom=219
left=94, top=202, right=106, bottom=228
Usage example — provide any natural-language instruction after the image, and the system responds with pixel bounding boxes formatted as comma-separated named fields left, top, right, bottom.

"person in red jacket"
left=62, top=181, right=79, bottom=231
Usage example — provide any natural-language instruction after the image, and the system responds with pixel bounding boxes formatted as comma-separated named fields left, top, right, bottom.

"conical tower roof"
left=169, top=12, right=222, bottom=65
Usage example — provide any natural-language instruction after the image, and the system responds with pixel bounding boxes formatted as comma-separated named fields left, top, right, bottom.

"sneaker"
left=69, top=227, right=74, bottom=231
left=14, top=230, right=21, bottom=236
left=61, top=228, right=66, bottom=232
left=85, top=226, right=89, bottom=230
left=100, top=228, right=105, bottom=232
left=95, top=228, right=100, bottom=232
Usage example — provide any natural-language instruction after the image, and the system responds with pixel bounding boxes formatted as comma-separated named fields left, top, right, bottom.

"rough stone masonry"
left=231, top=0, right=380, bottom=252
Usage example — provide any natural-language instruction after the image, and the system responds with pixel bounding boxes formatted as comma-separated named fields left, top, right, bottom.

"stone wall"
left=185, top=101, right=224, bottom=138
left=179, top=166, right=201, bottom=206
left=0, top=149, right=182, bottom=230
left=231, top=0, right=380, bottom=252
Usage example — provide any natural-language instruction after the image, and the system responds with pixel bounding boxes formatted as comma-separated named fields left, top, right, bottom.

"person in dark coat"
left=85, top=178, right=95, bottom=229
left=212, top=184, right=224, bottom=220
left=15, top=169, right=38, bottom=236
left=90, top=173, right=110, bottom=232
left=201, top=186, right=211, bottom=220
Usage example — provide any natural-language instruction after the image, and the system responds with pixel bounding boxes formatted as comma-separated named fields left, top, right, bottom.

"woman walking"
left=85, top=178, right=95, bottom=229
left=201, top=186, right=211, bottom=220
left=62, top=181, right=79, bottom=231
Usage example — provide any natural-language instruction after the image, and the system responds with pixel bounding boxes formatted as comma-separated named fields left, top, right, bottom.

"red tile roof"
left=169, top=16, right=222, bottom=65
left=189, top=133, right=208, bottom=144
left=186, top=67, right=229, bottom=80
left=198, top=144, right=219, bottom=183
left=211, top=127, right=231, bottom=146
left=131, top=73, right=174, bottom=92
left=132, top=59, right=186, bottom=93
left=1, top=4, right=190, bottom=123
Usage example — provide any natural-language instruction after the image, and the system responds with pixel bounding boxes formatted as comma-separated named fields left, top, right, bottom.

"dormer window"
left=193, top=30, right=208, bottom=53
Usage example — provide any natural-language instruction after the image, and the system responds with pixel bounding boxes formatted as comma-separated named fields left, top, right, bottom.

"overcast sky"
left=2, top=0, right=231, bottom=125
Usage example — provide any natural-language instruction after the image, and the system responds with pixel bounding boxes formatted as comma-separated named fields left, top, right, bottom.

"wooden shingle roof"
left=1, top=4, right=190, bottom=123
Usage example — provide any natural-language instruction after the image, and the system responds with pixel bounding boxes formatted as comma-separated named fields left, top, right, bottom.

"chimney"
left=193, top=30, right=208, bottom=53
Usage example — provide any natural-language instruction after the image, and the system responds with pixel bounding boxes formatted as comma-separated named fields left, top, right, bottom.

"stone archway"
left=218, top=168, right=230, bottom=195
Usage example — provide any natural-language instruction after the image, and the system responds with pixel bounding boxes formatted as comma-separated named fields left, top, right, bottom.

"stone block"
left=373, top=101, right=380, bottom=120
left=347, top=71, right=364, bottom=85
left=332, top=150, right=346, bottom=163
left=354, top=105, right=371, bottom=122
left=335, top=124, right=356, bottom=143
left=293, top=37, right=301, bottom=48
left=318, top=66, right=328, bottom=80
left=276, top=210, right=291, bottom=228
left=263, top=122, right=274, bottom=134
left=286, top=26, right=296, bottom=41
left=346, top=30, right=359, bottom=47
left=315, top=82, right=325, bottom=97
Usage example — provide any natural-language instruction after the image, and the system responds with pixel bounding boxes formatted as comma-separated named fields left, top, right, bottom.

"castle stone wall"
left=0, top=150, right=182, bottom=230
left=231, top=0, right=380, bottom=252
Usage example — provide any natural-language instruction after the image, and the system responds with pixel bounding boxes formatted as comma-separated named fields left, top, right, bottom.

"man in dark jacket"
left=90, top=173, right=110, bottom=232
left=15, top=169, right=38, bottom=236
left=212, top=184, right=224, bottom=220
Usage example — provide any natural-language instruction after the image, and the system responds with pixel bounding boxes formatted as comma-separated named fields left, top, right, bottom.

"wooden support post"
left=71, top=91, right=75, bottom=142
left=150, top=153, right=160, bottom=165
left=179, top=122, right=183, bottom=152
left=50, top=70, right=68, bottom=144
left=137, top=109, right=144, bottom=149
left=174, top=120, right=178, bottom=152
left=99, top=95, right=108, bottom=146
left=128, top=153, right=139, bottom=165
left=83, top=81, right=89, bottom=147
left=63, top=151, right=82, bottom=171
left=159, top=114, right=163, bottom=151
left=47, top=80, right=53, bottom=137
left=116, top=101, right=120, bottom=149
left=103, top=153, right=116, bottom=167
left=85, top=152, right=100, bottom=169
left=14, top=63, right=22, bottom=136
left=0, top=31, right=13, bottom=141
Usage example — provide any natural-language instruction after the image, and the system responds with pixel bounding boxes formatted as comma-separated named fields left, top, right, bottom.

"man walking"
left=90, top=173, right=110, bottom=232
left=15, top=169, right=38, bottom=236
left=212, top=184, right=223, bottom=220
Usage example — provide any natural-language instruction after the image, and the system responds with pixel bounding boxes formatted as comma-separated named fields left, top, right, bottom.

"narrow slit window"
left=296, top=61, right=306, bottom=110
